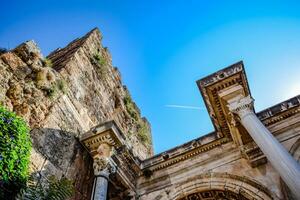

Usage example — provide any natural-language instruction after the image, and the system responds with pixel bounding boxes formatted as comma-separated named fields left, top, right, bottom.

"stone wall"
left=137, top=111, right=300, bottom=200
left=0, top=28, right=153, bottom=199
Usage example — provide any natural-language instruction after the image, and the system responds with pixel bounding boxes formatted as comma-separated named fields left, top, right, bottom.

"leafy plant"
left=123, top=94, right=139, bottom=121
left=56, top=79, right=67, bottom=94
left=123, top=94, right=151, bottom=145
left=46, top=176, right=74, bottom=199
left=36, top=70, right=47, bottom=83
left=0, top=106, right=31, bottom=199
left=16, top=176, right=44, bottom=200
left=42, top=58, right=53, bottom=68
left=92, top=53, right=108, bottom=77
left=44, top=85, right=57, bottom=99
left=137, top=121, right=151, bottom=144
left=93, top=53, right=106, bottom=66
left=16, top=175, right=74, bottom=200
left=45, top=79, right=68, bottom=98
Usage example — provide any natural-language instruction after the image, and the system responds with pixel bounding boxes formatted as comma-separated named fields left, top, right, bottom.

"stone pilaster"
left=228, top=96, right=300, bottom=199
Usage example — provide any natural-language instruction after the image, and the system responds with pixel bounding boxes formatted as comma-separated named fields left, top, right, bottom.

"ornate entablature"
left=258, top=95, right=300, bottom=127
left=140, top=62, right=300, bottom=172
left=142, top=134, right=229, bottom=171
left=80, top=121, right=126, bottom=157
left=196, top=61, right=251, bottom=140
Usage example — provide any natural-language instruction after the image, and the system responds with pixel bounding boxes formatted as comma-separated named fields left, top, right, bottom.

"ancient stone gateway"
left=4, top=29, right=299, bottom=199
left=133, top=61, right=300, bottom=200
left=78, top=57, right=300, bottom=200
left=290, top=137, right=300, bottom=162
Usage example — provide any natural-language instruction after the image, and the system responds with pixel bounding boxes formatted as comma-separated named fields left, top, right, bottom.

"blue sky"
left=1, top=0, right=300, bottom=153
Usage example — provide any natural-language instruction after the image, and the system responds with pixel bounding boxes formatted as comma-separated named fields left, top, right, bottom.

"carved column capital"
left=92, top=143, right=116, bottom=176
left=228, top=95, right=254, bottom=119
left=93, top=156, right=116, bottom=176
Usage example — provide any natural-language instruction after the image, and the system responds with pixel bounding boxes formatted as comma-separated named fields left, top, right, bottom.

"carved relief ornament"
left=92, top=143, right=116, bottom=176
left=228, top=96, right=254, bottom=119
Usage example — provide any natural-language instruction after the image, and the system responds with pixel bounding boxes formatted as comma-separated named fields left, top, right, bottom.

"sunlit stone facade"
left=82, top=61, right=300, bottom=200
left=2, top=29, right=299, bottom=199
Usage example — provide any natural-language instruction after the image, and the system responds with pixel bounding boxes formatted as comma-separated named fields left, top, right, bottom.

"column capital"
left=93, top=156, right=116, bottom=176
left=80, top=121, right=125, bottom=176
left=92, top=143, right=116, bottom=176
left=228, top=95, right=254, bottom=118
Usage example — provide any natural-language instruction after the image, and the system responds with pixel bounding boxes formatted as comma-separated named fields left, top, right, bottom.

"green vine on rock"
left=42, top=58, right=53, bottom=68
left=93, top=53, right=106, bottom=66
left=123, top=94, right=139, bottom=121
left=0, top=106, right=31, bottom=199
left=56, top=79, right=67, bottom=94
left=45, top=79, right=68, bottom=99
left=123, top=94, right=151, bottom=145
left=136, top=121, right=151, bottom=144
left=91, top=53, right=108, bottom=77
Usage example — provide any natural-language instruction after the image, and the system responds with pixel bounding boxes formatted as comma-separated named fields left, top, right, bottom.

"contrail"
left=165, top=104, right=205, bottom=110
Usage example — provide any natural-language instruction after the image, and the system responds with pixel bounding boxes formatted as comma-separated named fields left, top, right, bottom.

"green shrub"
left=56, top=79, right=67, bottom=94
left=0, top=106, right=31, bottom=199
left=44, top=85, right=57, bottom=99
left=93, top=53, right=106, bottom=66
left=16, top=175, right=74, bottom=200
left=42, top=58, right=53, bottom=68
left=92, top=53, right=108, bottom=77
left=36, top=70, right=47, bottom=83
left=45, top=79, right=68, bottom=99
left=137, top=121, right=151, bottom=144
left=46, top=176, right=74, bottom=200
left=123, top=95, right=139, bottom=121
left=123, top=94, right=151, bottom=145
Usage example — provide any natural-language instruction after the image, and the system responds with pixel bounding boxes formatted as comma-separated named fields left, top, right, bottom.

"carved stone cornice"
left=258, top=95, right=300, bottom=126
left=240, top=142, right=267, bottom=167
left=197, top=62, right=245, bottom=88
left=80, top=121, right=126, bottom=157
left=196, top=62, right=267, bottom=168
left=142, top=137, right=229, bottom=172
left=196, top=61, right=251, bottom=139
left=111, top=145, right=142, bottom=185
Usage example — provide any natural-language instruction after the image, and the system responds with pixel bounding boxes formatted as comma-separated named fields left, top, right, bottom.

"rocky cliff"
left=0, top=28, right=153, bottom=199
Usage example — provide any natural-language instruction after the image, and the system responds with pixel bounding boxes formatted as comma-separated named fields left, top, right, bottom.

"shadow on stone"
left=30, top=128, right=94, bottom=199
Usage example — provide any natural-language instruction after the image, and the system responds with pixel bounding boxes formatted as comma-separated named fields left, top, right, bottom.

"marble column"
left=228, top=96, right=300, bottom=199
left=91, top=143, right=116, bottom=200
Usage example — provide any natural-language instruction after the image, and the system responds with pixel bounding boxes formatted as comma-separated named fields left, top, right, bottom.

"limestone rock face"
left=0, top=40, right=61, bottom=125
left=0, top=28, right=153, bottom=199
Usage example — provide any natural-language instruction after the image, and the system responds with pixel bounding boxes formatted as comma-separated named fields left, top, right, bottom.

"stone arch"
left=289, top=137, right=300, bottom=162
left=156, top=172, right=277, bottom=200
left=281, top=137, right=300, bottom=200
